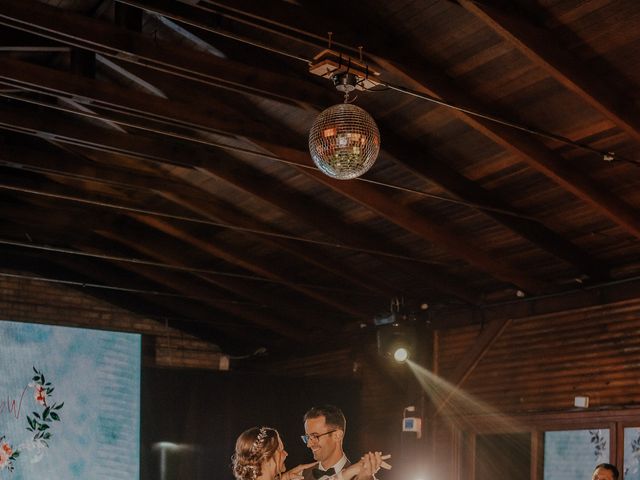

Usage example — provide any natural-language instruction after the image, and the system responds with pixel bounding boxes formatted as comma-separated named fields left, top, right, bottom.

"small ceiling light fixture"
left=393, top=346, right=409, bottom=363
left=375, top=297, right=416, bottom=363
left=309, top=69, right=380, bottom=180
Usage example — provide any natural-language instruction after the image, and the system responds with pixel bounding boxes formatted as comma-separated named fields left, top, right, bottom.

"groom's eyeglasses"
left=300, top=430, right=337, bottom=444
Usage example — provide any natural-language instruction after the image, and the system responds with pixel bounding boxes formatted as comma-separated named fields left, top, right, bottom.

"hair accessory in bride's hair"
left=250, top=427, right=269, bottom=456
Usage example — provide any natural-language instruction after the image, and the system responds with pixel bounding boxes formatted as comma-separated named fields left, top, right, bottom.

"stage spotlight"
left=393, top=347, right=409, bottom=363
left=377, top=322, right=416, bottom=362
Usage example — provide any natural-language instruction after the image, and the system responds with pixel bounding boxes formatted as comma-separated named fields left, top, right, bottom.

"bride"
left=231, top=427, right=390, bottom=480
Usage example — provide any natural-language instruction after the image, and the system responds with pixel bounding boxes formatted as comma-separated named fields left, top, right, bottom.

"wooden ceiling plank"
left=0, top=248, right=262, bottom=352
left=257, top=142, right=546, bottom=294
left=0, top=141, right=394, bottom=298
left=369, top=51, right=640, bottom=240
left=199, top=0, right=640, bottom=242
left=382, top=131, right=609, bottom=281
left=158, top=190, right=395, bottom=297
left=0, top=0, right=331, bottom=108
left=457, top=0, right=640, bottom=145
left=0, top=98, right=509, bottom=297
left=193, top=154, right=481, bottom=303
left=0, top=143, right=198, bottom=194
left=84, top=3, right=604, bottom=281
left=129, top=213, right=369, bottom=318
left=0, top=56, right=285, bottom=147
left=1, top=181, right=325, bottom=336
left=5, top=98, right=533, bottom=295
left=0, top=103, right=211, bottom=168
left=92, top=229, right=313, bottom=340
left=0, top=100, right=476, bottom=302
left=0, top=47, right=594, bottom=291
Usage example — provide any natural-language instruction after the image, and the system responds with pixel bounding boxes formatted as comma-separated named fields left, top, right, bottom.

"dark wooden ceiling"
left=1, top=0, right=640, bottom=354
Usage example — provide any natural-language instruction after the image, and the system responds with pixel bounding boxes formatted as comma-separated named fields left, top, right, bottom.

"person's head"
left=303, top=405, right=346, bottom=467
left=592, top=463, right=619, bottom=480
left=232, top=427, right=288, bottom=480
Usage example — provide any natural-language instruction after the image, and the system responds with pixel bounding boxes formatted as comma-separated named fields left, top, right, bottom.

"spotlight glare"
left=393, top=347, right=409, bottom=362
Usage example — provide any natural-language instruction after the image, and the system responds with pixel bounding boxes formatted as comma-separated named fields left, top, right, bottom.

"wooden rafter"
left=0, top=96, right=479, bottom=302
left=90, top=1, right=609, bottom=282
left=456, top=0, right=640, bottom=146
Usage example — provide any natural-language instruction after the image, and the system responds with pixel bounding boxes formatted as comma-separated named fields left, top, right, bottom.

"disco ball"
left=308, top=103, right=380, bottom=180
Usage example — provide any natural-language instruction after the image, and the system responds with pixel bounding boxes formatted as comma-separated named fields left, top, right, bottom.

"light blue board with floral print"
left=543, top=429, right=610, bottom=480
left=0, top=320, right=140, bottom=480
left=625, top=428, right=640, bottom=480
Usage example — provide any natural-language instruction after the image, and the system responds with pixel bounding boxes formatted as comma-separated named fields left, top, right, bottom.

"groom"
left=300, top=405, right=380, bottom=480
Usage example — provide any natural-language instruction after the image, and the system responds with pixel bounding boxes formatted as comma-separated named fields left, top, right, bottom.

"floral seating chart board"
left=625, top=427, right=640, bottom=480
left=0, top=320, right=140, bottom=479
left=543, top=429, right=610, bottom=480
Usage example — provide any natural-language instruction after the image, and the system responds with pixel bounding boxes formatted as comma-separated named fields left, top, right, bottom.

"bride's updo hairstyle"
left=232, top=426, right=279, bottom=480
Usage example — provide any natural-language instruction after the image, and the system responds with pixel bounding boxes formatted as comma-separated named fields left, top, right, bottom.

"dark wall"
left=141, top=367, right=362, bottom=480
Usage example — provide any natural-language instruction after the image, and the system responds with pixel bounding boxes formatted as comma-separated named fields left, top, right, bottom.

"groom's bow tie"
left=312, top=467, right=336, bottom=479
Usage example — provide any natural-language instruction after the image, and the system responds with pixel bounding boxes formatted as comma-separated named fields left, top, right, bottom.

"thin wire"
left=9, top=2, right=627, bottom=162
left=0, top=91, right=542, bottom=222
left=381, top=82, right=631, bottom=165
left=475, top=272, right=640, bottom=311
left=0, top=271, right=264, bottom=306
left=1, top=21, right=304, bottom=107
left=0, top=272, right=279, bottom=328
left=197, top=0, right=351, bottom=53
left=0, top=238, right=369, bottom=293
left=0, top=183, right=442, bottom=266
left=130, top=0, right=311, bottom=64
left=357, top=177, right=540, bottom=221
left=124, top=2, right=631, bottom=165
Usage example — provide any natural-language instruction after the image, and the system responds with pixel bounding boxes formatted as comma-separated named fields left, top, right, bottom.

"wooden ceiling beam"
left=0, top=143, right=203, bottom=195
left=195, top=0, right=640, bottom=242
left=0, top=57, right=288, bottom=148
left=0, top=52, right=602, bottom=291
left=0, top=103, right=211, bottom=168
left=0, top=0, right=332, bottom=108
left=0, top=100, right=476, bottom=302
left=158, top=191, right=395, bottom=297
left=367, top=49, right=640, bottom=241
left=0, top=247, right=265, bottom=353
left=381, top=131, right=609, bottom=281
left=2, top=96, right=537, bottom=294
left=94, top=227, right=321, bottom=339
left=0, top=142, right=394, bottom=298
left=0, top=25, right=69, bottom=52
left=129, top=213, right=369, bottom=318
left=76, top=4, right=604, bottom=281
left=456, top=0, right=640, bottom=146
left=257, top=142, right=546, bottom=294
left=5, top=170, right=352, bottom=329
left=192, top=154, right=480, bottom=303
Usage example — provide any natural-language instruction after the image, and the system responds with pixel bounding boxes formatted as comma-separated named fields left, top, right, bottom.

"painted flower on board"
left=34, top=384, right=47, bottom=406
left=1, top=442, right=12, bottom=457
left=0, top=438, right=18, bottom=472
left=1, top=368, right=63, bottom=474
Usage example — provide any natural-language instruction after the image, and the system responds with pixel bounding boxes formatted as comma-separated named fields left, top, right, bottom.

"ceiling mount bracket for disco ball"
left=333, top=72, right=358, bottom=94
left=308, top=65, right=381, bottom=180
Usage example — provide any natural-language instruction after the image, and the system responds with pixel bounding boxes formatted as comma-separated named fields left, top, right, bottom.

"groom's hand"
left=354, top=451, right=383, bottom=480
